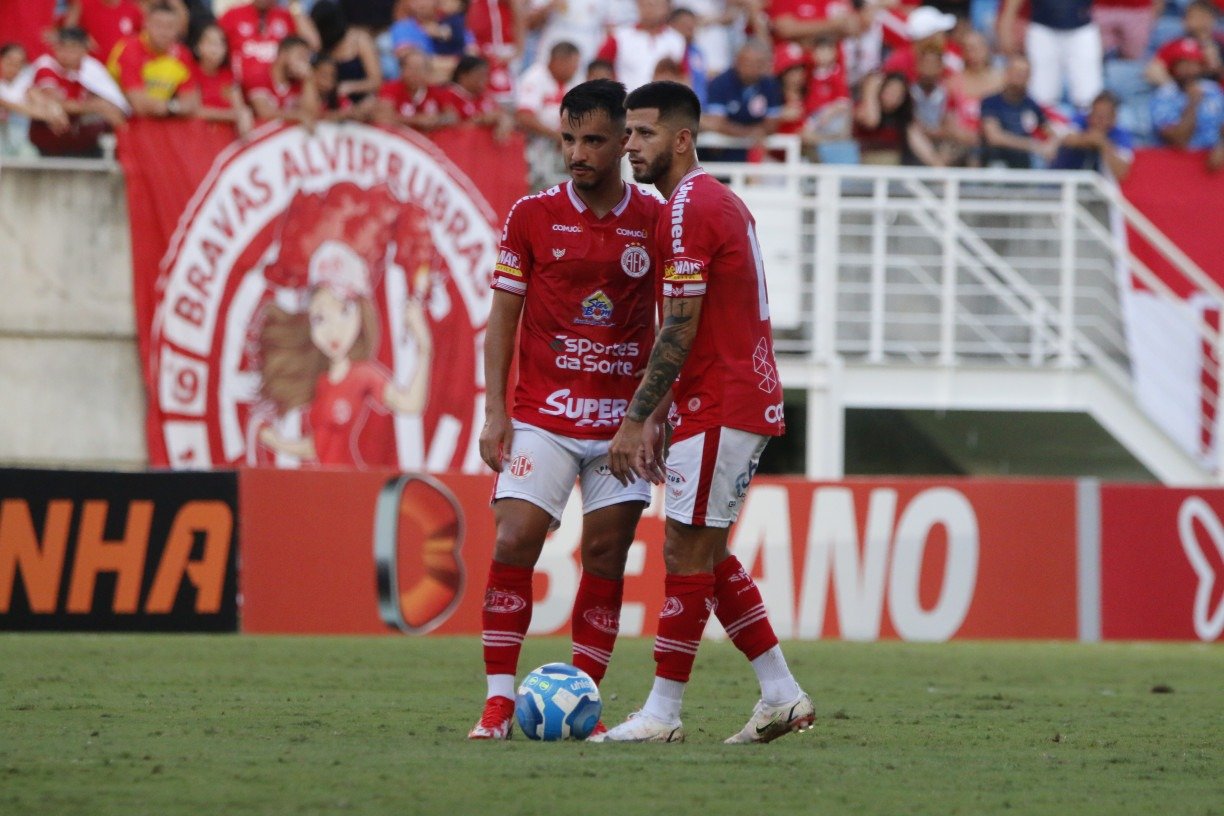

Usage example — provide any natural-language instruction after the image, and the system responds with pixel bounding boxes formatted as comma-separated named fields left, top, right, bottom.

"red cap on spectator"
left=773, top=42, right=810, bottom=75
left=1161, top=38, right=1206, bottom=69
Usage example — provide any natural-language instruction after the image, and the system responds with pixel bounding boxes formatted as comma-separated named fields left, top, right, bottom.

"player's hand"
left=608, top=418, right=647, bottom=486
left=479, top=411, right=513, bottom=472
left=638, top=414, right=667, bottom=485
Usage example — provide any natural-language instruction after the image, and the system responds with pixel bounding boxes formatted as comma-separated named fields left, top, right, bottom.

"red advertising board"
left=239, top=470, right=1079, bottom=640
left=1100, top=486, right=1224, bottom=641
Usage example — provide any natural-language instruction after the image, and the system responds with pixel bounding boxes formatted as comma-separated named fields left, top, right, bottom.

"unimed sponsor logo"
left=0, top=470, right=238, bottom=631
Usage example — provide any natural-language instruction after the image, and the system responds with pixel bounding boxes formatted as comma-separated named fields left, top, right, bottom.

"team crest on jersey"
left=575, top=290, right=614, bottom=326
left=620, top=243, right=650, bottom=278
left=553, top=248, right=566, bottom=259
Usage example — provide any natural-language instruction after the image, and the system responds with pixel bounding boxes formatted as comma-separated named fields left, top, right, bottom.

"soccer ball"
left=515, top=663, right=602, bottom=741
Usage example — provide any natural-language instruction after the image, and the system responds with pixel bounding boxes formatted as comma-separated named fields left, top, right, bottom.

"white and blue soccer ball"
left=515, top=663, right=602, bottom=741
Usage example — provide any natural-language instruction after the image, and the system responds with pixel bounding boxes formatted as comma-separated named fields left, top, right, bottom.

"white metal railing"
left=702, top=162, right=1220, bottom=475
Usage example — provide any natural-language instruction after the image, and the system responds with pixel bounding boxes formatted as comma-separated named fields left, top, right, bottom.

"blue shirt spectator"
left=1151, top=73, right=1224, bottom=150
left=390, top=18, right=437, bottom=58
left=703, top=43, right=783, bottom=161
left=980, top=57, right=1053, bottom=169
left=1052, top=92, right=1135, bottom=181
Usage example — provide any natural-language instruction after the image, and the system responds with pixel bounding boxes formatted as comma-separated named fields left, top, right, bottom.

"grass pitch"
left=0, top=636, right=1220, bottom=816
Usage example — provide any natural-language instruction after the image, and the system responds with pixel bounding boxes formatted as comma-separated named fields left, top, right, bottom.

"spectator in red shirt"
left=64, top=0, right=144, bottom=61
left=1147, top=1, right=1223, bottom=86
left=28, top=27, right=126, bottom=156
left=375, top=46, right=452, bottom=131
left=437, top=53, right=513, bottom=136
left=219, top=0, right=320, bottom=89
left=1093, top=0, right=1157, bottom=61
left=803, top=35, right=851, bottom=140
left=245, top=34, right=320, bottom=123
left=189, top=21, right=254, bottom=135
left=948, top=29, right=1002, bottom=134
left=768, top=0, right=860, bottom=46
left=108, top=2, right=200, bottom=118
left=879, top=5, right=962, bottom=82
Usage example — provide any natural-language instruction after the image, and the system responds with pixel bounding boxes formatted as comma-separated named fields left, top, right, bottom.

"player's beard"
left=631, top=151, right=671, bottom=185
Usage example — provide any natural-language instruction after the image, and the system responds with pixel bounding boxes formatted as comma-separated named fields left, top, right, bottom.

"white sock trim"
left=641, top=676, right=686, bottom=724
left=487, top=674, right=516, bottom=700
left=751, top=646, right=801, bottom=706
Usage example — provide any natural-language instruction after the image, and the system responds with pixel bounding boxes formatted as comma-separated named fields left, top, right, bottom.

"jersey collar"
left=565, top=180, right=632, bottom=219
left=670, top=166, right=706, bottom=200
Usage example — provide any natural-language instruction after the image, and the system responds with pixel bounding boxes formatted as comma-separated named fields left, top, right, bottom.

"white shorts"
left=664, top=427, right=769, bottom=528
left=492, top=420, right=651, bottom=523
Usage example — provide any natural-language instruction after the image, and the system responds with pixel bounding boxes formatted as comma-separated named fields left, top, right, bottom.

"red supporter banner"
left=1100, top=485, right=1224, bottom=641
left=239, top=470, right=1079, bottom=640
left=118, top=120, right=527, bottom=471
left=1121, top=149, right=1224, bottom=463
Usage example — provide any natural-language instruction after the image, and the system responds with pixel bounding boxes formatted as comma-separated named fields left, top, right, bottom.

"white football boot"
left=592, top=710, right=685, bottom=743
left=724, top=692, right=815, bottom=744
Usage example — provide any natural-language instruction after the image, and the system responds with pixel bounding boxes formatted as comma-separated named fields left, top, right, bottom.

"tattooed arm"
left=608, top=296, right=704, bottom=485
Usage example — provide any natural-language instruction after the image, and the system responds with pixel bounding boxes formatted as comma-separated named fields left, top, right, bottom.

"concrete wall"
left=0, top=160, right=147, bottom=468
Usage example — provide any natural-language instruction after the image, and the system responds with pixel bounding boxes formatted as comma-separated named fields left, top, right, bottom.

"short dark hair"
left=668, top=7, right=695, bottom=21
left=147, top=1, right=178, bottom=15
left=560, top=78, right=628, bottom=127
left=1092, top=90, right=1119, bottom=109
left=549, top=40, right=580, bottom=60
left=452, top=54, right=488, bottom=82
left=625, top=80, right=701, bottom=132
left=0, top=42, right=27, bottom=59
left=57, top=26, right=89, bottom=44
left=278, top=34, right=310, bottom=54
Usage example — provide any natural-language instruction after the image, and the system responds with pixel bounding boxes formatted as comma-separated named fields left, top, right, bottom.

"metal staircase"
left=708, top=162, right=1221, bottom=485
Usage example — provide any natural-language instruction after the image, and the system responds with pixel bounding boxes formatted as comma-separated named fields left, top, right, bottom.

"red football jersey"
left=244, top=74, right=303, bottom=112
left=77, top=0, right=143, bottom=60
left=658, top=169, right=784, bottom=441
left=193, top=63, right=237, bottom=109
left=218, top=3, right=297, bottom=86
left=491, top=181, right=662, bottom=438
left=377, top=80, right=444, bottom=118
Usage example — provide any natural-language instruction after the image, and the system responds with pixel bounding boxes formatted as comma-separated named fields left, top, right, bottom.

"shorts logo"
left=575, top=290, right=614, bottom=326
left=583, top=607, right=620, bottom=634
left=595, top=464, right=613, bottom=475
left=484, top=589, right=527, bottom=613
left=620, top=244, right=650, bottom=278
left=508, top=453, right=534, bottom=478
left=660, top=596, right=684, bottom=618
left=687, top=397, right=701, bottom=412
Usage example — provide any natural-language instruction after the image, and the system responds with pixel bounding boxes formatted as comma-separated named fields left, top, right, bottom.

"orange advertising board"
left=239, top=469, right=1079, bottom=640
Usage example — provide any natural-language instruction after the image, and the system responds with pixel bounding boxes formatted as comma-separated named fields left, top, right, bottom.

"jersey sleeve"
left=110, top=40, right=146, bottom=91
left=661, top=191, right=715, bottom=299
left=491, top=195, right=535, bottom=296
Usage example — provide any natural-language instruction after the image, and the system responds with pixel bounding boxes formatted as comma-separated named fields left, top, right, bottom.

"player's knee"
left=492, top=519, right=547, bottom=567
left=580, top=531, right=632, bottom=579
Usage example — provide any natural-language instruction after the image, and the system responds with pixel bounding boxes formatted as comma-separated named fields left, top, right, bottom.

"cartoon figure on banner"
left=253, top=182, right=438, bottom=467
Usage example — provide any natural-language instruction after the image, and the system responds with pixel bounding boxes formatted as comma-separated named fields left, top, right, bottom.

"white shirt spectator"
left=596, top=23, right=686, bottom=90
left=529, top=0, right=615, bottom=67
left=516, top=59, right=578, bottom=130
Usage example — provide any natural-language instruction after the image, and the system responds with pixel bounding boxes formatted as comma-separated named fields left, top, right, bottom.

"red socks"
left=480, top=561, right=534, bottom=676
left=713, top=555, right=779, bottom=661
left=571, top=572, right=623, bottom=684
left=653, top=573, right=715, bottom=682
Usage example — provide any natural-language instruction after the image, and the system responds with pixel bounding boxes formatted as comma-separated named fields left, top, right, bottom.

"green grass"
left=0, top=636, right=1220, bottom=816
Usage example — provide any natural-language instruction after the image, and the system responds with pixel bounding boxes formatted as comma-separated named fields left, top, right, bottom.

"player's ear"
left=674, top=125, right=694, bottom=157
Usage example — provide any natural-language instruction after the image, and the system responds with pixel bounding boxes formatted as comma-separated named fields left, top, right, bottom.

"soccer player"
left=598, top=80, right=813, bottom=744
left=467, top=79, right=664, bottom=740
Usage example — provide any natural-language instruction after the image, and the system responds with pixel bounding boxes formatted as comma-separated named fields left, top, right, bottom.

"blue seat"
left=817, top=140, right=860, bottom=165
left=1104, top=59, right=1149, bottom=104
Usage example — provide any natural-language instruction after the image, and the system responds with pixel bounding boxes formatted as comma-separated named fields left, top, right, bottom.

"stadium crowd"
left=2, top=0, right=1223, bottom=179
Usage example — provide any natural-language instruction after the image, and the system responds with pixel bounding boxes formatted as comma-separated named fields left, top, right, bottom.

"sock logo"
left=483, top=589, right=527, bottom=614
left=659, top=596, right=684, bottom=618
left=582, top=606, right=621, bottom=634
